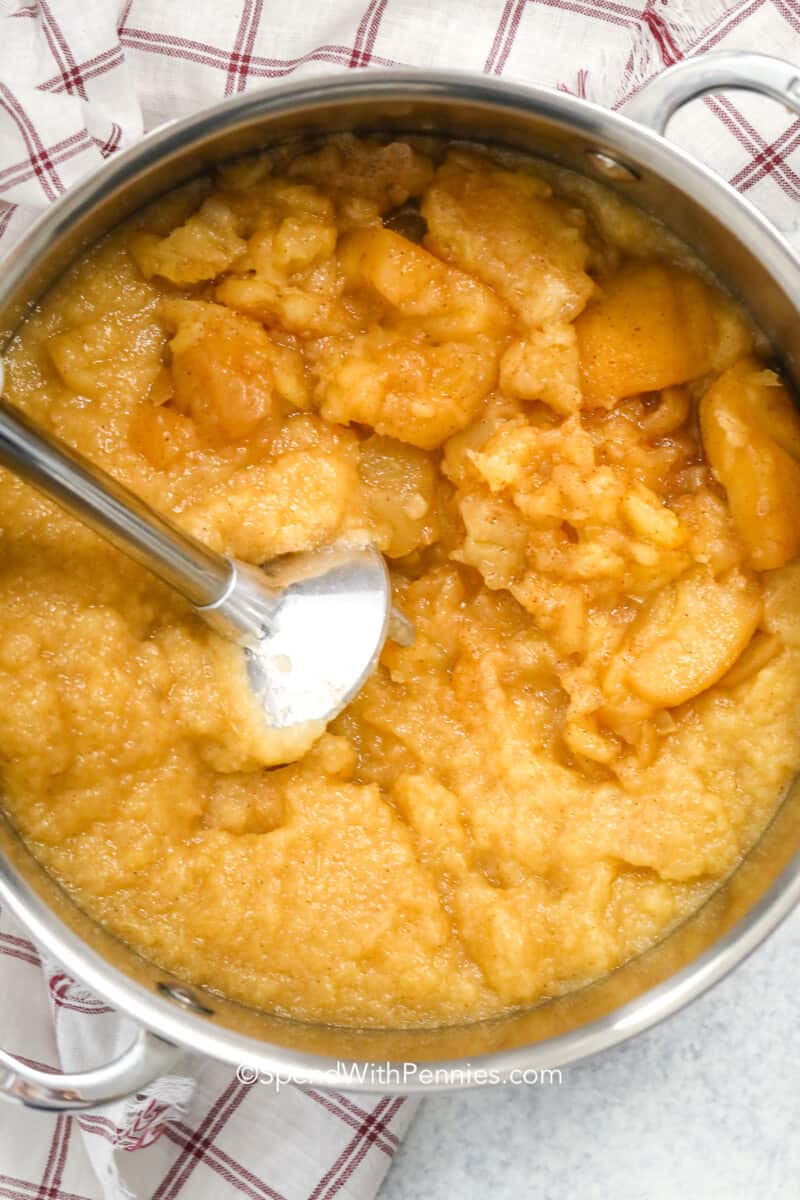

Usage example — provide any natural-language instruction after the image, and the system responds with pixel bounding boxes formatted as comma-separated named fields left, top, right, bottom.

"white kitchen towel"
left=0, top=900, right=418, bottom=1199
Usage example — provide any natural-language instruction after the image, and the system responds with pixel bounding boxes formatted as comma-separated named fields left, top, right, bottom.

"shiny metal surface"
left=216, top=546, right=392, bottom=727
left=0, top=390, right=230, bottom=607
left=1, top=53, right=800, bottom=1107
left=0, top=391, right=395, bottom=730
left=0, top=1029, right=181, bottom=1111
left=623, top=51, right=800, bottom=133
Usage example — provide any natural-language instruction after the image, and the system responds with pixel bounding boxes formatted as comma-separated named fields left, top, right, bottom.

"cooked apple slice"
left=575, top=262, right=751, bottom=407
left=338, top=226, right=509, bottom=340
left=700, top=358, right=800, bottom=570
left=619, top=566, right=762, bottom=708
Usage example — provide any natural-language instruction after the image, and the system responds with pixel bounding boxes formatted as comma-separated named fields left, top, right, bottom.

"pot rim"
left=4, top=66, right=800, bottom=335
left=2, top=65, right=800, bottom=1094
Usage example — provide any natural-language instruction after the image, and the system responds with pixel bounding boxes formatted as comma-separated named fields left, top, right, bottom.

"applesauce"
left=2, top=135, right=800, bottom=1027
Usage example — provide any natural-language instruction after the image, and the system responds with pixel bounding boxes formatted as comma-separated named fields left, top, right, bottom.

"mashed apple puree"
left=3, top=136, right=800, bottom=1027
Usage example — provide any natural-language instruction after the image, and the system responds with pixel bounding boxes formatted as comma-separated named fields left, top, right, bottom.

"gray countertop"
left=380, top=906, right=800, bottom=1199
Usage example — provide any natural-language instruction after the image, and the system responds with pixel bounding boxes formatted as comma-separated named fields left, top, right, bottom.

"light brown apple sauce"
left=2, top=136, right=800, bottom=1027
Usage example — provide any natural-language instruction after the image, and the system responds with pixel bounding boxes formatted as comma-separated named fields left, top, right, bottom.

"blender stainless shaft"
left=0, top=396, right=234, bottom=608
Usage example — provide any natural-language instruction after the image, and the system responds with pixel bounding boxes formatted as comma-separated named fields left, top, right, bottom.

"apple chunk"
left=618, top=566, right=762, bottom=708
left=338, top=226, right=509, bottom=340
left=700, top=358, right=800, bottom=570
left=575, top=262, right=751, bottom=407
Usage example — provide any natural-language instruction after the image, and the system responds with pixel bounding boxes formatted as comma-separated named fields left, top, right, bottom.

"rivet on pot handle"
left=0, top=1027, right=181, bottom=1111
left=623, top=51, right=800, bottom=133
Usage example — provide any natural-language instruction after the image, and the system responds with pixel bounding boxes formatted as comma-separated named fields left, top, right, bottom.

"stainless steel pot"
left=2, top=52, right=800, bottom=1110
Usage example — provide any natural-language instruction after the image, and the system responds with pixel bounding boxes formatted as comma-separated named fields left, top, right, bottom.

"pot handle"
left=623, top=51, right=800, bottom=133
left=0, top=1026, right=182, bottom=1111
